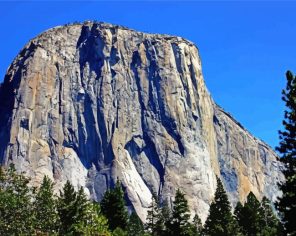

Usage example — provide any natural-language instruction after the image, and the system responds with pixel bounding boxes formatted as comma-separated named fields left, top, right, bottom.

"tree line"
left=0, top=164, right=282, bottom=236
left=144, top=177, right=282, bottom=236
left=0, top=165, right=112, bottom=235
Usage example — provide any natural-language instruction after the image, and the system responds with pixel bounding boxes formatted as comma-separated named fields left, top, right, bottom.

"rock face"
left=0, top=22, right=283, bottom=222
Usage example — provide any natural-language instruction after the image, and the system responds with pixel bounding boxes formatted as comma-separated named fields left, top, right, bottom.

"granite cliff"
left=0, top=22, right=284, bottom=222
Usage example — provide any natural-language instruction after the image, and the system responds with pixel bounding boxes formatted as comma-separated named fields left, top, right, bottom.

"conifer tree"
left=191, top=214, right=203, bottom=236
left=57, top=181, right=88, bottom=234
left=160, top=200, right=172, bottom=236
left=74, top=202, right=111, bottom=235
left=0, top=164, right=35, bottom=235
left=233, top=201, right=244, bottom=232
left=169, top=189, right=192, bottom=236
left=276, top=70, right=296, bottom=235
left=100, top=180, right=129, bottom=231
left=128, top=211, right=145, bottom=236
left=203, top=177, right=239, bottom=236
left=261, top=197, right=283, bottom=236
left=262, top=197, right=276, bottom=225
left=75, top=186, right=89, bottom=222
left=145, top=193, right=162, bottom=236
left=234, top=192, right=264, bottom=236
left=34, top=175, right=59, bottom=234
left=57, top=180, right=77, bottom=234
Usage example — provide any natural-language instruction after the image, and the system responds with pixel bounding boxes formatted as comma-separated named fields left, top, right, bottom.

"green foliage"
left=57, top=180, right=88, bottom=235
left=101, top=180, right=129, bottom=231
left=145, top=193, right=163, bottom=236
left=0, top=164, right=287, bottom=236
left=56, top=181, right=113, bottom=235
left=191, top=214, right=203, bottom=236
left=0, top=164, right=35, bottom=235
left=112, top=227, right=128, bottom=236
left=234, top=201, right=244, bottom=231
left=169, top=189, right=193, bottom=236
left=0, top=168, right=113, bottom=235
left=276, top=70, right=296, bottom=235
left=160, top=201, right=172, bottom=236
left=128, top=211, right=145, bottom=236
left=261, top=197, right=283, bottom=236
left=235, top=192, right=264, bottom=236
left=235, top=193, right=284, bottom=236
left=74, top=202, right=111, bottom=236
left=145, top=191, right=201, bottom=236
left=34, top=175, right=59, bottom=234
left=203, top=177, right=239, bottom=236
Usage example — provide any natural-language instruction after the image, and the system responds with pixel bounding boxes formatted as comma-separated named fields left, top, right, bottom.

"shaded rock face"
left=0, top=22, right=283, bottom=222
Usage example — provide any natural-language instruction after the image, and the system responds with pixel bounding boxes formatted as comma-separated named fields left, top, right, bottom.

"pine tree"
left=73, top=202, right=111, bottom=235
left=57, top=180, right=77, bottom=234
left=74, top=186, right=89, bottom=223
left=234, top=201, right=244, bottom=233
left=191, top=214, right=202, bottom=236
left=235, top=192, right=264, bottom=236
left=261, top=197, right=283, bottom=236
left=57, top=181, right=88, bottom=234
left=0, top=164, right=35, bottom=235
left=128, top=211, right=145, bottom=236
left=34, top=175, right=59, bottom=234
left=276, top=70, right=296, bottom=235
left=145, top=193, right=161, bottom=236
left=100, top=180, right=129, bottom=231
left=160, top=200, right=171, bottom=236
left=169, top=189, right=192, bottom=236
left=203, top=177, right=239, bottom=236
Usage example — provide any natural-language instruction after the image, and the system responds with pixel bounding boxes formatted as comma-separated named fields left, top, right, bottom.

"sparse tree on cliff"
left=276, top=70, right=296, bottom=235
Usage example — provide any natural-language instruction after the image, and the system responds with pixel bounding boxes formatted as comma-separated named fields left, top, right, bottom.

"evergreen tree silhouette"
left=276, top=70, right=296, bottom=235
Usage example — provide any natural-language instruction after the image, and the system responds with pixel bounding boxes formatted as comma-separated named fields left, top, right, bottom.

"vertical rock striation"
left=0, top=22, right=283, bottom=221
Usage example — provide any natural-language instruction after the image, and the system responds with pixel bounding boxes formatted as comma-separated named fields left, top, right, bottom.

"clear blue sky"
left=0, top=1, right=295, bottom=149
